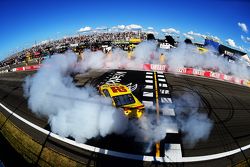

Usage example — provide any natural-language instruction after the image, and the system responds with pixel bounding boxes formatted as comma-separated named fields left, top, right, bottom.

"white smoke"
left=24, top=50, right=180, bottom=149
left=128, top=40, right=250, bottom=80
left=23, top=39, right=250, bottom=150
left=66, top=40, right=250, bottom=80
left=167, top=43, right=250, bottom=79
left=128, top=113, right=177, bottom=152
left=133, top=41, right=158, bottom=64
left=74, top=50, right=106, bottom=72
left=173, top=93, right=213, bottom=147
left=24, top=52, right=128, bottom=142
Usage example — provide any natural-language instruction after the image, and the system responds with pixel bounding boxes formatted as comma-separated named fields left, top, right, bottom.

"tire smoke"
left=24, top=52, right=128, bottom=143
left=23, top=40, right=249, bottom=150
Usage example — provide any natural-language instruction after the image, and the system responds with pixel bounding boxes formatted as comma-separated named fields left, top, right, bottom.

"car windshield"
left=113, top=94, right=135, bottom=107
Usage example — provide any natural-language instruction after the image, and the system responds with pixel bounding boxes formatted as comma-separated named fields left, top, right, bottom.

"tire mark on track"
left=182, top=78, right=237, bottom=154
left=180, top=77, right=249, bottom=165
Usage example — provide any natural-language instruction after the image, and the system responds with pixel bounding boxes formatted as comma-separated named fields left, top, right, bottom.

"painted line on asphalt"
left=146, top=75, right=153, bottom=79
left=165, top=144, right=182, bottom=162
left=142, top=101, right=154, bottom=108
left=159, top=83, right=168, bottom=88
left=157, top=73, right=182, bottom=160
left=146, top=72, right=153, bottom=75
left=162, top=108, right=176, bottom=116
left=166, top=126, right=179, bottom=133
left=1, top=99, right=250, bottom=162
left=143, top=92, right=154, bottom=97
left=0, top=103, right=50, bottom=135
left=153, top=72, right=161, bottom=157
left=158, top=78, right=166, bottom=82
left=159, top=89, right=169, bottom=94
left=145, top=85, right=153, bottom=89
left=157, top=75, right=165, bottom=78
left=161, top=97, right=172, bottom=104
left=145, top=80, right=153, bottom=84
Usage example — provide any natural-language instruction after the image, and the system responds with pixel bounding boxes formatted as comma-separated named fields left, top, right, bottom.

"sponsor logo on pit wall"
left=150, top=64, right=167, bottom=71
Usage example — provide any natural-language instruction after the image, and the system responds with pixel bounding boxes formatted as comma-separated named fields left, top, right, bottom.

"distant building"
left=204, top=38, right=220, bottom=51
left=218, top=44, right=246, bottom=61
left=204, top=38, right=247, bottom=62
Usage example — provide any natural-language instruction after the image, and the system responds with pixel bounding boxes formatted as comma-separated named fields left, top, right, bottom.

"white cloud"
left=209, top=35, right=220, bottom=41
left=110, top=25, right=124, bottom=32
left=125, top=24, right=142, bottom=30
left=117, top=25, right=125, bottom=30
left=145, top=30, right=158, bottom=36
left=161, top=28, right=180, bottom=34
left=241, top=35, right=244, bottom=41
left=95, top=26, right=108, bottom=30
left=94, top=27, right=108, bottom=33
left=142, top=27, right=158, bottom=35
left=78, top=26, right=92, bottom=32
left=111, top=25, right=126, bottom=30
left=225, top=38, right=246, bottom=52
left=226, top=38, right=236, bottom=47
left=40, top=40, right=49, bottom=45
left=110, top=24, right=142, bottom=32
left=238, top=46, right=245, bottom=52
left=183, top=33, right=194, bottom=40
left=32, top=40, right=50, bottom=47
left=241, top=35, right=250, bottom=43
left=238, top=22, right=248, bottom=33
left=187, top=31, right=206, bottom=38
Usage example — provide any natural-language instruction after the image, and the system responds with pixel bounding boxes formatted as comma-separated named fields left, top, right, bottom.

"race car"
left=99, top=84, right=144, bottom=119
left=197, top=46, right=208, bottom=54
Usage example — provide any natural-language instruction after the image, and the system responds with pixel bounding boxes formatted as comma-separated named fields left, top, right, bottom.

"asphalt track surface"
left=0, top=70, right=250, bottom=166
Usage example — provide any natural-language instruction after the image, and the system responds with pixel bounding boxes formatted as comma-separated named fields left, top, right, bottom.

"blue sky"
left=1, top=0, right=250, bottom=60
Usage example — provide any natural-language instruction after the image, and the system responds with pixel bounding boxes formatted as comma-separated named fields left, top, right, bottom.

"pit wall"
left=11, top=64, right=41, bottom=72
left=143, top=64, right=250, bottom=87
left=8, top=64, right=250, bottom=87
left=1, top=63, right=250, bottom=87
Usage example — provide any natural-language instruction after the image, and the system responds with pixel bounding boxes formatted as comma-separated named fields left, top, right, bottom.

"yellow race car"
left=197, top=46, right=208, bottom=54
left=99, top=84, right=144, bottom=119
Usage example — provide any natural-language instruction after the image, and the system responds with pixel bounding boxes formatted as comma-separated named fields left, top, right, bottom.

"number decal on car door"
left=110, top=86, right=127, bottom=93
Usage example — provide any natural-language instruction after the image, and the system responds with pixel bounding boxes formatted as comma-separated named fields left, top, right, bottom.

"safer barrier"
left=143, top=64, right=250, bottom=87
left=9, top=64, right=250, bottom=87
left=11, top=65, right=41, bottom=72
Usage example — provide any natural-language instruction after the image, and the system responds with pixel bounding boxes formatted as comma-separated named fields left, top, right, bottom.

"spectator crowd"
left=0, top=31, right=147, bottom=68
